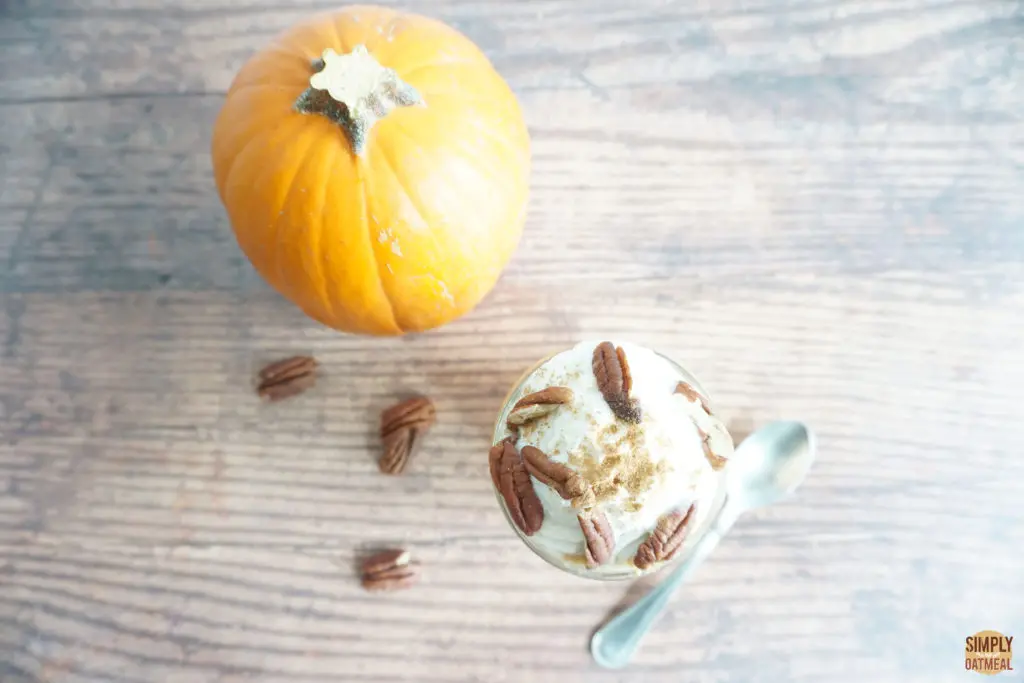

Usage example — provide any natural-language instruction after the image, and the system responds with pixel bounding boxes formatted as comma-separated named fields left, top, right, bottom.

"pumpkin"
left=211, top=5, right=530, bottom=335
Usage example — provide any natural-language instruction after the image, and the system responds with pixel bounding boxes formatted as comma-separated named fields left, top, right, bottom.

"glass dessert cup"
left=490, top=342, right=731, bottom=581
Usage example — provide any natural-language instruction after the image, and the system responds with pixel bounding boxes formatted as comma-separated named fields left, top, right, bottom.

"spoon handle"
left=590, top=509, right=739, bottom=669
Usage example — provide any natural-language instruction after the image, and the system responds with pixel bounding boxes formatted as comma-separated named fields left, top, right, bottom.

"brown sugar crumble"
left=568, top=422, right=670, bottom=509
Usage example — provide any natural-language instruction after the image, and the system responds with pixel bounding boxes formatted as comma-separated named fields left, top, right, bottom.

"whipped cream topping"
left=494, top=340, right=734, bottom=578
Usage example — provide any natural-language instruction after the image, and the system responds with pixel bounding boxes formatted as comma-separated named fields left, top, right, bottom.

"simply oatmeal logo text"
left=965, top=631, right=1014, bottom=676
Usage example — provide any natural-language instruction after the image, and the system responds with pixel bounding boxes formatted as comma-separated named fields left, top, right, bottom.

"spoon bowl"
left=590, top=420, right=816, bottom=669
left=726, top=420, right=815, bottom=509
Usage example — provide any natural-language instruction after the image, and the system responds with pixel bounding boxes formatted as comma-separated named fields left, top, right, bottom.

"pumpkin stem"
left=294, top=46, right=423, bottom=156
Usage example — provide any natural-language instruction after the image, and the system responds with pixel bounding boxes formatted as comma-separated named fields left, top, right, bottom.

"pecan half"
left=488, top=441, right=505, bottom=491
left=634, top=504, right=696, bottom=570
left=379, top=396, right=436, bottom=475
left=579, top=511, right=615, bottom=567
left=360, top=548, right=420, bottom=592
left=675, top=380, right=713, bottom=416
left=521, top=445, right=592, bottom=507
left=490, top=440, right=543, bottom=535
left=256, top=355, right=318, bottom=401
left=699, top=426, right=728, bottom=471
left=488, top=435, right=520, bottom=488
left=507, top=387, right=574, bottom=427
left=592, top=342, right=641, bottom=423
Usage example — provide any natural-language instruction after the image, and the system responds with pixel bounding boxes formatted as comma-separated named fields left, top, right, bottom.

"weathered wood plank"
left=1, top=91, right=1021, bottom=294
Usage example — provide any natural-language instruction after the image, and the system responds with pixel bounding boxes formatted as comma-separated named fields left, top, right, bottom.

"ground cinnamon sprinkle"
left=568, top=422, right=670, bottom=508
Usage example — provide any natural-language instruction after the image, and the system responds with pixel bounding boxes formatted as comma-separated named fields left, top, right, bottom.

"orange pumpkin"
left=211, top=6, right=530, bottom=335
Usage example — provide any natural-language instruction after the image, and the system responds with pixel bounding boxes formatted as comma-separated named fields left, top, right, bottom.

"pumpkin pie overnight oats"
left=489, top=340, right=734, bottom=579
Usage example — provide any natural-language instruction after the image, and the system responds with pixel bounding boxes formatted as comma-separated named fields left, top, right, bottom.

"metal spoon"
left=590, top=420, right=816, bottom=669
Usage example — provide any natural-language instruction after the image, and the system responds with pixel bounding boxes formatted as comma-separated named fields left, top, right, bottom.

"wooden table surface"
left=3, top=1, right=1023, bottom=681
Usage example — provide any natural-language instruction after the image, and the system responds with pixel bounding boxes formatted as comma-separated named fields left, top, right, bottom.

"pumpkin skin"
left=211, top=6, right=530, bottom=335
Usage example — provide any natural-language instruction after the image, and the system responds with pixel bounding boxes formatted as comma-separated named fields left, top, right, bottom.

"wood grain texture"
left=2, top=0, right=1023, bottom=681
